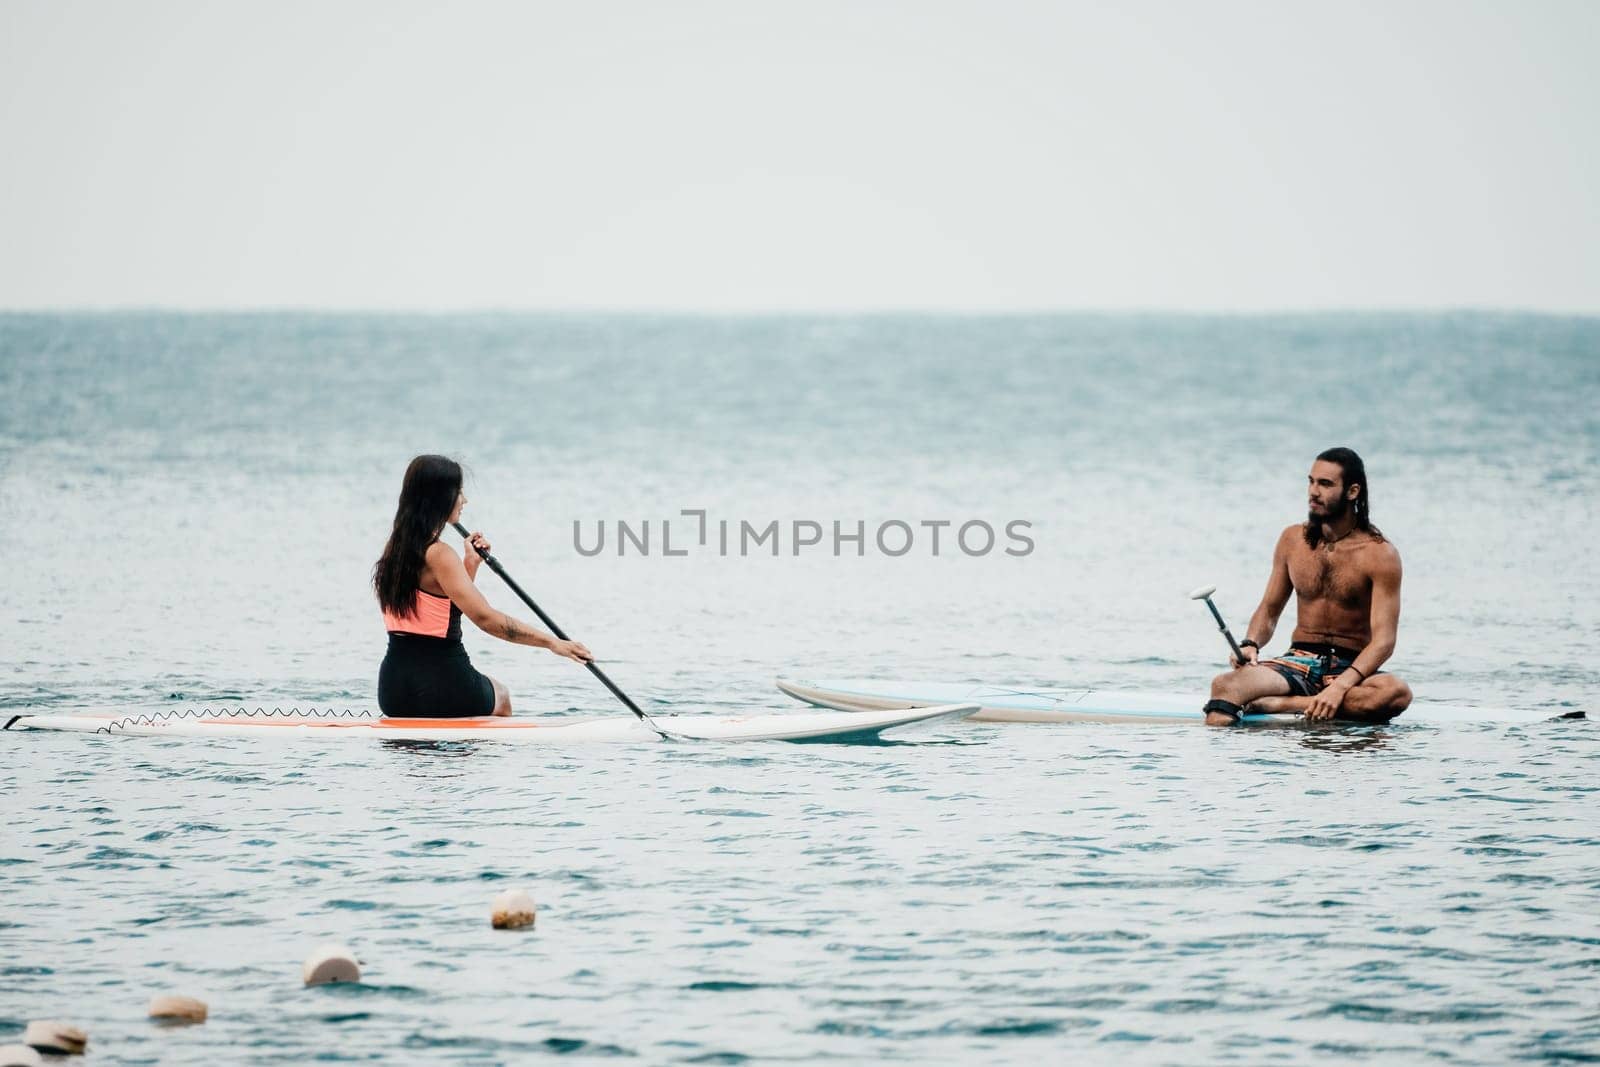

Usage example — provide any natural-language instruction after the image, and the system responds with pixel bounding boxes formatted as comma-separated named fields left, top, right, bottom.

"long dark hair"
left=374, top=455, right=463, bottom=617
left=1305, top=446, right=1384, bottom=548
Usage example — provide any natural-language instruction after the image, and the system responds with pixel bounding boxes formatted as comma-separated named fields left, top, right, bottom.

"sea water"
left=1, top=313, right=1595, bottom=1064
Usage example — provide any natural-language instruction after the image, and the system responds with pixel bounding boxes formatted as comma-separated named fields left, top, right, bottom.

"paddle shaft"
left=452, top=522, right=650, bottom=722
left=1200, top=595, right=1248, bottom=664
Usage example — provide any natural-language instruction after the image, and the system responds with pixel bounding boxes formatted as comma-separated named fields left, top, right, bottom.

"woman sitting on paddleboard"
left=373, top=455, right=592, bottom=717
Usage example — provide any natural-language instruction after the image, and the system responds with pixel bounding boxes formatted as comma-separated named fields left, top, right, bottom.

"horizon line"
left=1, top=304, right=1598, bottom=319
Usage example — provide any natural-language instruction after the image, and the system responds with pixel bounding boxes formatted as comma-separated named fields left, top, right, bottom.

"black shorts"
left=1260, top=644, right=1375, bottom=698
left=378, top=634, right=495, bottom=718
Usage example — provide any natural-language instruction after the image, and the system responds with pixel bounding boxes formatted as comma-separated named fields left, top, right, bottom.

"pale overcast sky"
left=1, top=0, right=1595, bottom=311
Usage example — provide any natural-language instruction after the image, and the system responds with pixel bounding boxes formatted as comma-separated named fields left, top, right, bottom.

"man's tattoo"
left=501, top=618, right=525, bottom=641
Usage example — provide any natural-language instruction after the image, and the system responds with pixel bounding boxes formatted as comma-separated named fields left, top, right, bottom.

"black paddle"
left=452, top=521, right=674, bottom=740
left=1188, top=584, right=1247, bottom=665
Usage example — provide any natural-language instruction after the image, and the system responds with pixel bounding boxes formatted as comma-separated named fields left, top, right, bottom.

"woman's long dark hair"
left=1305, top=446, right=1384, bottom=548
left=374, top=455, right=464, bottom=617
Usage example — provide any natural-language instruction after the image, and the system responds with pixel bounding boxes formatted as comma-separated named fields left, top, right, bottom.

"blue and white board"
left=775, top=678, right=1585, bottom=726
left=4, top=703, right=979, bottom=744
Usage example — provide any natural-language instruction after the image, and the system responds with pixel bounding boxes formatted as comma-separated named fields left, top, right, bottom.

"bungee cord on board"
left=82, top=706, right=377, bottom=734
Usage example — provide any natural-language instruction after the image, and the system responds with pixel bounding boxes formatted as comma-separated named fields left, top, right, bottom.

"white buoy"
left=301, top=943, right=361, bottom=986
left=0, top=1044, right=43, bottom=1067
left=21, top=1020, right=87, bottom=1054
left=148, top=995, right=208, bottom=1023
left=491, top=888, right=537, bottom=929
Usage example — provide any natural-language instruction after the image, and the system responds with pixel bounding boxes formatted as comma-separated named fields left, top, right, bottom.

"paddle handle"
left=1201, top=596, right=1248, bottom=664
left=452, top=521, right=648, bottom=721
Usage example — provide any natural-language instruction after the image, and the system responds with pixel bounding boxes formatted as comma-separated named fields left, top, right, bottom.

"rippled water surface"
left=2, top=313, right=1596, bottom=1063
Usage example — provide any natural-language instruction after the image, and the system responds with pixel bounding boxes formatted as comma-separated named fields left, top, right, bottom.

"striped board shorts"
left=1260, top=644, right=1372, bottom=697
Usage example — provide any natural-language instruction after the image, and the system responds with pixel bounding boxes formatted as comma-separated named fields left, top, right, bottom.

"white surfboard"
left=776, top=677, right=1585, bottom=726
left=3, top=703, right=978, bottom=744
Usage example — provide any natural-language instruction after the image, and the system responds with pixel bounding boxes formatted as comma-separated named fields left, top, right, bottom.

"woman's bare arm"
left=425, top=542, right=592, bottom=661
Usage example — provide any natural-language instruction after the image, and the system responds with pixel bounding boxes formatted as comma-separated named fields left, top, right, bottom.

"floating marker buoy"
left=0, top=1044, right=43, bottom=1067
left=22, top=1020, right=87, bottom=1054
left=148, top=995, right=208, bottom=1023
left=491, top=888, right=537, bottom=929
left=302, top=943, right=361, bottom=986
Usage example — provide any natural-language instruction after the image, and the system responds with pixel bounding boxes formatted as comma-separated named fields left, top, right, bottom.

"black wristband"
left=1239, top=639, right=1260, bottom=651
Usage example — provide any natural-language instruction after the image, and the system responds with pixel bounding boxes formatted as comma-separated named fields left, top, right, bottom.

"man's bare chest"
left=1288, top=544, right=1373, bottom=607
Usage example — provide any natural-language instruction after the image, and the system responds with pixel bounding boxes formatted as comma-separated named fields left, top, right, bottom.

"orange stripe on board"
left=191, top=717, right=546, bottom=730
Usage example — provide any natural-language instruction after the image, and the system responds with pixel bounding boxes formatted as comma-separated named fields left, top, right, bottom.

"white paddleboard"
left=776, top=678, right=1585, bottom=726
left=3, top=703, right=978, bottom=743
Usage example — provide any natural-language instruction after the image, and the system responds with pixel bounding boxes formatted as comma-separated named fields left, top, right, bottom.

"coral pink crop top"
left=382, top=588, right=462, bottom=641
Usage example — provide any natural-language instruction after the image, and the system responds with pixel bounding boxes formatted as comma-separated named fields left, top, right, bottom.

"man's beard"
left=1308, top=494, right=1351, bottom=526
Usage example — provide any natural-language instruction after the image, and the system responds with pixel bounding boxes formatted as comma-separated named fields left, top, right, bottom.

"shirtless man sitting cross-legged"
left=1203, top=447, right=1414, bottom=726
